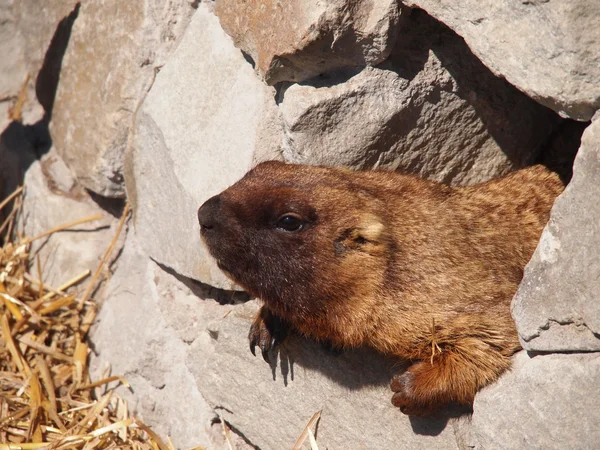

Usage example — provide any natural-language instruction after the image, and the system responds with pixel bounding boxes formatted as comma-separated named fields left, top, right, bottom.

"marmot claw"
left=248, top=307, right=288, bottom=363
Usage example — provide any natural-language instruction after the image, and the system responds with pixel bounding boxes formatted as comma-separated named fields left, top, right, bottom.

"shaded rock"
left=402, top=0, right=600, bottom=120
left=215, top=0, right=399, bottom=85
left=471, top=352, right=600, bottom=449
left=512, top=118, right=600, bottom=352
left=127, top=3, right=283, bottom=290
left=49, top=0, right=196, bottom=197
left=280, top=8, right=560, bottom=185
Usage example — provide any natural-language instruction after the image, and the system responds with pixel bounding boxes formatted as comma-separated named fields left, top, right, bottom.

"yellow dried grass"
left=0, top=187, right=187, bottom=449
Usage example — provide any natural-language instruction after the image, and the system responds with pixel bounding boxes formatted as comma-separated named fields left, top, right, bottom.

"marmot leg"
left=391, top=338, right=512, bottom=416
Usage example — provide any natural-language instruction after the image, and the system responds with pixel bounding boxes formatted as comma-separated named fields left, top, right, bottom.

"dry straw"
left=0, top=188, right=198, bottom=449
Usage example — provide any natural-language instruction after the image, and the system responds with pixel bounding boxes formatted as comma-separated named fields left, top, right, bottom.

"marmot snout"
left=198, top=160, right=564, bottom=416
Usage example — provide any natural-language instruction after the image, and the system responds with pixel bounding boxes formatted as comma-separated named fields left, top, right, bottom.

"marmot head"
left=198, top=161, right=390, bottom=317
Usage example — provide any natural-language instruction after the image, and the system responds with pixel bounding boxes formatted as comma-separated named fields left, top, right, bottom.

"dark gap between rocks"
left=241, top=50, right=256, bottom=69
left=86, top=189, right=127, bottom=218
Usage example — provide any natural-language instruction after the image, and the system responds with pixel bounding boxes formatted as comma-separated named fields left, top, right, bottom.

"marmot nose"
left=198, top=195, right=221, bottom=231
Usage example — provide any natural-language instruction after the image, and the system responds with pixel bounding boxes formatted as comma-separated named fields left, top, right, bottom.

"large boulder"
left=512, top=118, right=600, bottom=352
left=401, top=0, right=600, bottom=121
left=49, top=0, right=196, bottom=197
left=471, top=352, right=600, bottom=449
left=127, top=3, right=283, bottom=290
left=280, top=8, right=560, bottom=185
left=215, top=0, right=400, bottom=85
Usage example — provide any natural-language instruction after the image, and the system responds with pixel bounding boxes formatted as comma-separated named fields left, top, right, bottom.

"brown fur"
left=198, top=161, right=564, bottom=416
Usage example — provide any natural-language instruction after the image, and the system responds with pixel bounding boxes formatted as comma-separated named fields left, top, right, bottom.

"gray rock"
left=402, top=0, right=600, bottom=120
left=89, top=236, right=220, bottom=449
left=0, top=0, right=75, bottom=129
left=189, top=301, right=459, bottom=450
left=0, top=0, right=27, bottom=108
left=472, top=352, right=600, bottom=450
left=215, top=0, right=400, bottom=85
left=49, top=0, right=196, bottom=197
left=280, top=8, right=560, bottom=186
left=20, top=148, right=124, bottom=289
left=512, top=118, right=600, bottom=352
left=127, top=3, right=283, bottom=290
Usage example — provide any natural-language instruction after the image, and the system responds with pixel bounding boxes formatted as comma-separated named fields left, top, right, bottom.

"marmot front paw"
left=248, top=306, right=288, bottom=362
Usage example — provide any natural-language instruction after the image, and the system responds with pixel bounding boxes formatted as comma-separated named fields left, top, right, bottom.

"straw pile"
left=0, top=188, right=186, bottom=449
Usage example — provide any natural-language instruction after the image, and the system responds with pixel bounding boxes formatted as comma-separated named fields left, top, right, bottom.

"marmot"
left=198, top=161, right=564, bottom=416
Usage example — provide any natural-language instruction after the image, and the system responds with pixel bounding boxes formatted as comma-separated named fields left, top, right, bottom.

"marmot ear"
left=335, top=214, right=387, bottom=256
left=355, top=214, right=385, bottom=243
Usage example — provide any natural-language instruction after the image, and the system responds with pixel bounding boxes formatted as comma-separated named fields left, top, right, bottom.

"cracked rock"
left=215, top=0, right=400, bottom=85
left=512, top=117, right=600, bottom=352
left=279, top=8, right=560, bottom=186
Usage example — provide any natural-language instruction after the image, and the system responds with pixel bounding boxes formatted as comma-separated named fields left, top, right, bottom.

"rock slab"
left=50, top=0, right=195, bottom=197
left=280, top=8, right=559, bottom=185
left=472, top=352, right=600, bottom=450
left=127, top=3, right=282, bottom=290
left=20, top=148, right=124, bottom=289
left=402, top=0, right=600, bottom=120
left=215, top=0, right=400, bottom=84
left=89, top=236, right=219, bottom=449
left=512, top=118, right=600, bottom=352
left=190, top=301, right=459, bottom=450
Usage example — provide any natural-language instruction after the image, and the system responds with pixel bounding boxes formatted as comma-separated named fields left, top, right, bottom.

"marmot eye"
left=276, top=214, right=305, bottom=232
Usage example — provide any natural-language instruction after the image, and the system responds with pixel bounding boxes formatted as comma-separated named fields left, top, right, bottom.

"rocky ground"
left=1, top=0, right=599, bottom=448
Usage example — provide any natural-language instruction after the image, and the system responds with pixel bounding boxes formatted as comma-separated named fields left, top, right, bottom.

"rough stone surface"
left=402, top=0, right=600, bottom=121
left=190, top=301, right=460, bottom=450
left=127, top=3, right=282, bottom=290
left=280, top=8, right=560, bottom=185
left=512, top=118, right=600, bottom=352
left=215, top=0, right=399, bottom=85
left=471, top=352, right=600, bottom=450
left=0, top=0, right=28, bottom=107
left=89, top=236, right=224, bottom=450
left=20, top=148, right=124, bottom=288
left=49, top=0, right=196, bottom=197
left=0, top=0, right=77, bottom=131
left=10, top=0, right=80, bottom=78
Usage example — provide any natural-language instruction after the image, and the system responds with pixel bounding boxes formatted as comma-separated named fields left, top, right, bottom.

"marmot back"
left=198, top=161, right=564, bottom=416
